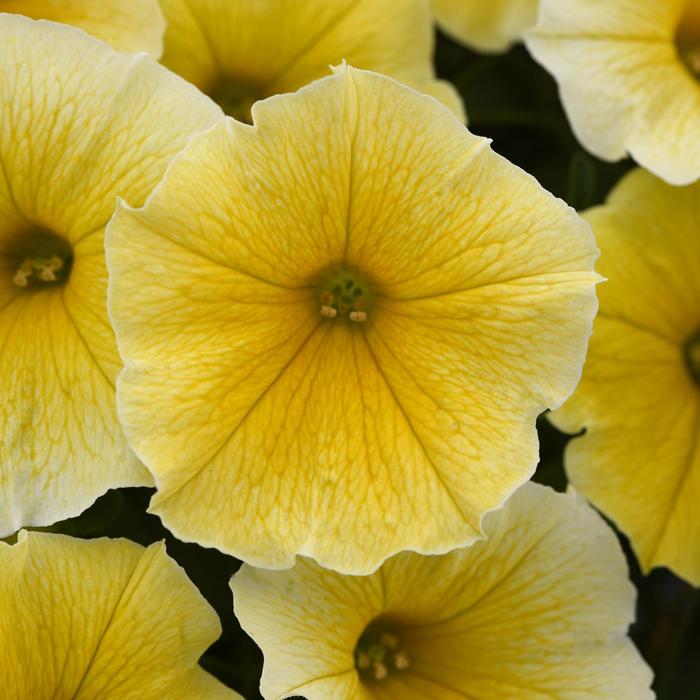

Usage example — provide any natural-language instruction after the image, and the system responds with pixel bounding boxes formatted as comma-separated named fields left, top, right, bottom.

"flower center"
left=684, top=328, right=700, bottom=385
left=354, top=623, right=410, bottom=682
left=9, top=228, right=73, bottom=290
left=208, top=76, right=264, bottom=123
left=677, top=0, right=700, bottom=77
left=318, top=268, right=373, bottom=323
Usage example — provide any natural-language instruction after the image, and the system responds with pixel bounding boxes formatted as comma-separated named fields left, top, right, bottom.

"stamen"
left=350, top=311, right=367, bottom=323
left=13, top=255, right=67, bottom=288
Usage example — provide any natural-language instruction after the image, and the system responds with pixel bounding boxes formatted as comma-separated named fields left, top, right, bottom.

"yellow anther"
left=349, top=311, right=367, bottom=323
left=394, top=651, right=410, bottom=670
left=372, top=662, right=388, bottom=681
left=13, top=255, right=66, bottom=287
left=320, top=305, right=338, bottom=318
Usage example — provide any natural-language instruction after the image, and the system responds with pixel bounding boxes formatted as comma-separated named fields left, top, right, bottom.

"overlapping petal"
left=0, top=531, right=239, bottom=699
left=231, top=483, right=653, bottom=700
left=552, top=168, right=700, bottom=585
left=0, top=15, right=222, bottom=536
left=526, top=0, right=700, bottom=185
left=108, top=66, right=598, bottom=574
left=0, top=1, right=165, bottom=57
left=432, top=0, right=538, bottom=52
left=159, top=0, right=463, bottom=120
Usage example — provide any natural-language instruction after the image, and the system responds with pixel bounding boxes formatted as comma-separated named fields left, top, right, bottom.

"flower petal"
left=432, top=0, right=538, bottom=53
left=1, top=531, right=239, bottom=698
left=0, top=0, right=166, bottom=57
left=526, top=0, right=700, bottom=185
left=552, top=168, right=700, bottom=584
left=0, top=15, right=222, bottom=535
left=159, top=0, right=463, bottom=118
left=231, top=483, right=653, bottom=700
left=108, top=66, right=598, bottom=574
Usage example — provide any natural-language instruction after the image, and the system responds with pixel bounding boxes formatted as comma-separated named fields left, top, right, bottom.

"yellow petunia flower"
left=526, top=0, right=700, bottom=186
left=0, top=0, right=165, bottom=57
left=0, top=15, right=222, bottom=537
left=158, top=0, right=464, bottom=122
left=1, top=531, right=240, bottom=699
left=432, top=0, right=538, bottom=53
left=107, top=66, right=599, bottom=575
left=551, top=168, right=700, bottom=586
left=231, top=483, right=653, bottom=699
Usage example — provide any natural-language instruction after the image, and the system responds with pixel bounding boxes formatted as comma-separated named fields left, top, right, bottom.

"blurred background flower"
left=0, top=0, right=165, bottom=56
left=231, top=484, right=652, bottom=699
left=551, top=169, right=700, bottom=587
left=0, top=15, right=221, bottom=537
left=527, top=0, right=700, bottom=185
left=158, top=0, right=463, bottom=121
left=1, top=531, right=239, bottom=698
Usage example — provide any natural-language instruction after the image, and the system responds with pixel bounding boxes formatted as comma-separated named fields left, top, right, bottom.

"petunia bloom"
left=432, top=0, right=538, bottom=53
left=551, top=168, right=700, bottom=586
left=158, top=0, right=464, bottom=122
left=0, top=0, right=165, bottom=57
left=0, top=15, right=222, bottom=537
left=108, top=66, right=598, bottom=575
left=526, top=0, right=700, bottom=185
left=231, top=483, right=653, bottom=699
left=1, top=531, right=239, bottom=699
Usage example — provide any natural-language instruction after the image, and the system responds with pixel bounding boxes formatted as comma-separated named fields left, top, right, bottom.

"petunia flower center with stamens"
left=9, top=228, right=73, bottom=290
left=354, top=622, right=410, bottom=682
left=676, top=0, right=700, bottom=77
left=684, top=328, right=700, bottom=385
left=317, top=268, right=374, bottom=323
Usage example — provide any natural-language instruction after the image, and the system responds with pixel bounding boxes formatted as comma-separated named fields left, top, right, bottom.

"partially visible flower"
left=0, top=15, right=222, bottom=537
left=0, top=0, right=165, bottom=57
left=432, top=0, right=538, bottom=53
left=526, top=0, right=700, bottom=185
left=158, top=0, right=464, bottom=121
left=551, top=168, right=700, bottom=586
left=0, top=531, right=239, bottom=699
left=231, top=483, right=653, bottom=700
left=107, top=65, right=598, bottom=574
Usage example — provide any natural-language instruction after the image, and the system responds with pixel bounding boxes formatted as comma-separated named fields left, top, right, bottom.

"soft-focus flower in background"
left=107, top=65, right=598, bottom=574
left=231, top=483, right=653, bottom=700
left=0, top=0, right=165, bottom=57
left=0, top=531, right=239, bottom=699
left=432, top=0, right=538, bottom=53
left=158, top=0, right=464, bottom=121
left=526, top=0, right=700, bottom=185
left=551, top=169, right=700, bottom=586
left=0, top=15, right=222, bottom=537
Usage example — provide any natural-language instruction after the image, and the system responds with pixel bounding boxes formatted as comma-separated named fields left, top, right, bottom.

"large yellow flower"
left=231, top=483, right=653, bottom=699
left=0, top=15, right=222, bottom=537
left=551, top=168, right=700, bottom=586
left=1, top=531, right=239, bottom=699
left=432, top=0, right=538, bottom=53
left=526, top=0, right=700, bottom=185
left=158, top=0, right=464, bottom=121
left=0, top=1, right=165, bottom=57
left=108, top=66, right=598, bottom=574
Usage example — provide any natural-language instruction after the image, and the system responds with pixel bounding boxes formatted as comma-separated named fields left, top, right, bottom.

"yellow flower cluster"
left=3, top=0, right=698, bottom=696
